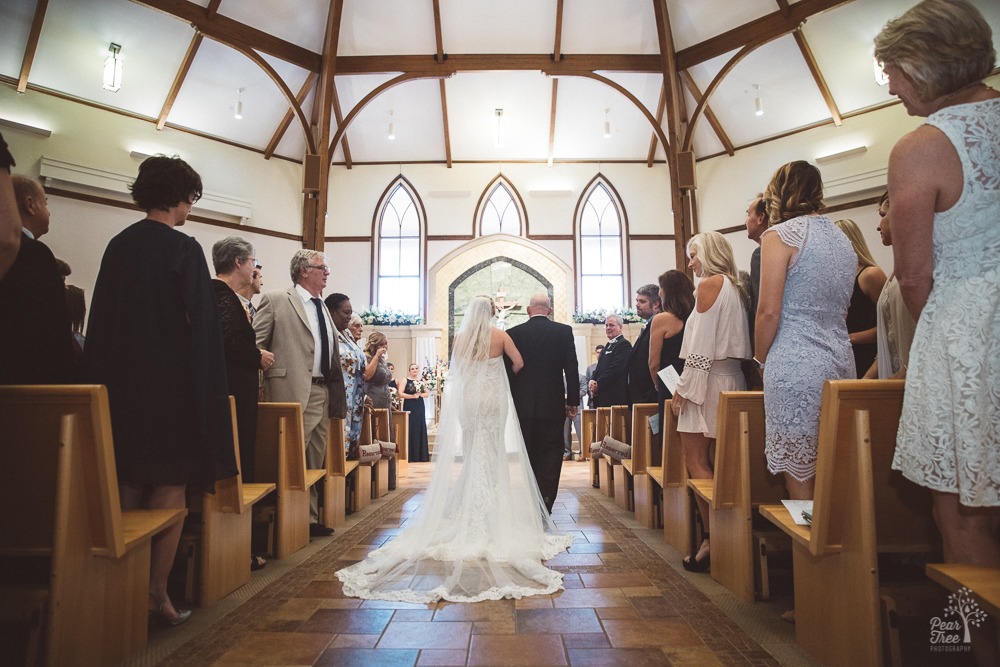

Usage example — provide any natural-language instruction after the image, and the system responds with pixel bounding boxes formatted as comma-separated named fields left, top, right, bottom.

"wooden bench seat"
left=370, top=408, right=393, bottom=497
left=590, top=407, right=611, bottom=491
left=0, top=385, right=186, bottom=666
left=580, top=409, right=597, bottom=485
left=759, top=380, right=940, bottom=666
left=925, top=563, right=1000, bottom=619
left=604, top=405, right=630, bottom=503
left=321, top=417, right=358, bottom=528
left=392, top=410, right=410, bottom=479
left=617, top=403, right=657, bottom=519
left=652, top=406, right=691, bottom=554
left=255, top=402, right=327, bottom=559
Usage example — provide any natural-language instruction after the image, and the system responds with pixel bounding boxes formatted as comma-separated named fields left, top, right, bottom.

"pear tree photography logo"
left=929, top=587, right=987, bottom=653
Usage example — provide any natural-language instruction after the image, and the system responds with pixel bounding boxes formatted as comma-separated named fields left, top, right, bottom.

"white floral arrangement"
left=421, top=357, right=448, bottom=393
left=572, top=308, right=644, bottom=324
left=358, top=306, right=423, bottom=326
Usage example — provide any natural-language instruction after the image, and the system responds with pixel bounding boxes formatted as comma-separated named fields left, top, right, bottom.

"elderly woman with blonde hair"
left=671, top=230, right=751, bottom=572
left=875, top=6, right=999, bottom=653
left=832, top=218, right=887, bottom=377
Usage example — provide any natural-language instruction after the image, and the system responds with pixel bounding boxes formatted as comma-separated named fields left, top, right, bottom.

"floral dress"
left=339, top=329, right=367, bottom=453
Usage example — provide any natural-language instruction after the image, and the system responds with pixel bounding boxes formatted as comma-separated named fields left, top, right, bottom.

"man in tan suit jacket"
left=254, top=249, right=345, bottom=536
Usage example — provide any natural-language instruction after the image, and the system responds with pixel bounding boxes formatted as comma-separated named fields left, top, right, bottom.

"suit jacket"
left=506, top=315, right=579, bottom=419
left=253, top=287, right=346, bottom=419
left=749, top=245, right=761, bottom=353
left=0, top=232, right=75, bottom=384
left=626, top=322, right=657, bottom=406
left=592, top=334, right=632, bottom=407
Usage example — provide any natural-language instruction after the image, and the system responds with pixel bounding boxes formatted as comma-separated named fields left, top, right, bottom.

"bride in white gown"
left=336, top=296, right=573, bottom=603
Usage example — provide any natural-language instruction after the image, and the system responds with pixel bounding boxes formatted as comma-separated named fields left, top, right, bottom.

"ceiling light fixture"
left=103, top=43, right=123, bottom=92
left=754, top=85, right=763, bottom=116
left=873, top=57, right=889, bottom=86
left=129, top=150, right=152, bottom=161
left=388, top=111, right=395, bottom=140
left=0, top=117, right=52, bottom=137
left=603, top=109, right=611, bottom=139
left=234, top=88, right=244, bottom=120
left=494, top=109, right=504, bottom=148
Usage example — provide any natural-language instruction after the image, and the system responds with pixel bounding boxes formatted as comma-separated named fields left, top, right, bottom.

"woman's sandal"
left=681, top=553, right=711, bottom=573
left=780, top=610, right=796, bottom=624
left=148, top=592, right=192, bottom=628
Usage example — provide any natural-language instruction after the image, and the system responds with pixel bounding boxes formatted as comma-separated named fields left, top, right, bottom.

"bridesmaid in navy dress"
left=402, top=362, right=430, bottom=462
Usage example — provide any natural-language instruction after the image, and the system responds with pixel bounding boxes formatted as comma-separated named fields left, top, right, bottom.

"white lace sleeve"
left=764, top=216, right=809, bottom=250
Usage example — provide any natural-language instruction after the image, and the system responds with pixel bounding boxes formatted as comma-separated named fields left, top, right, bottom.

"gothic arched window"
left=478, top=176, right=525, bottom=236
left=374, top=178, right=423, bottom=315
left=577, top=177, right=627, bottom=312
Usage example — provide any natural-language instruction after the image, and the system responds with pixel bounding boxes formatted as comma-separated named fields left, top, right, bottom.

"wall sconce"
left=494, top=109, right=504, bottom=148
left=0, top=117, right=52, bottom=137
left=388, top=111, right=396, bottom=140
left=103, top=43, right=123, bottom=92
left=754, top=85, right=763, bottom=116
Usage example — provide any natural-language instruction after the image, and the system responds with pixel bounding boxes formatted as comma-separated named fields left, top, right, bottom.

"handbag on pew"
left=598, top=435, right=631, bottom=462
left=589, top=440, right=604, bottom=458
left=356, top=442, right=382, bottom=464
left=376, top=439, right=397, bottom=459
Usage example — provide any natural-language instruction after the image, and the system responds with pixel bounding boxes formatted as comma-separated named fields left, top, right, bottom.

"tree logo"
left=929, top=587, right=987, bottom=653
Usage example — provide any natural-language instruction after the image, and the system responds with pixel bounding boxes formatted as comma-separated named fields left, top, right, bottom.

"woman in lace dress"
left=756, top=161, right=856, bottom=505
left=876, top=0, right=1000, bottom=591
left=832, top=219, right=887, bottom=378
left=861, top=193, right=916, bottom=380
left=336, top=296, right=572, bottom=602
left=671, top=232, right=751, bottom=572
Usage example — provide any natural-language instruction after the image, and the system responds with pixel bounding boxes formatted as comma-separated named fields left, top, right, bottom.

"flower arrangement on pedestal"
left=389, top=386, right=402, bottom=411
left=572, top=308, right=644, bottom=324
left=421, top=357, right=448, bottom=393
left=358, top=306, right=423, bottom=326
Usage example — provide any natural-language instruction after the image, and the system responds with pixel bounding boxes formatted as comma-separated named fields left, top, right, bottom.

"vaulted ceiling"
left=4, top=0, right=996, bottom=170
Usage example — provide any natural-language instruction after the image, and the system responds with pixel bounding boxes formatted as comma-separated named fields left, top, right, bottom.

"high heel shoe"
left=148, top=592, right=192, bottom=628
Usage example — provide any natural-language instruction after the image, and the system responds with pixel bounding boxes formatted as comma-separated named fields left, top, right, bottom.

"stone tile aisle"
left=157, top=463, right=790, bottom=666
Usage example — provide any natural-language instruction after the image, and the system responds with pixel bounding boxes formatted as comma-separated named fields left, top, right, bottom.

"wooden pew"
left=370, top=408, right=393, bottom=497
left=255, top=403, right=327, bottom=559
left=650, top=404, right=691, bottom=555
left=321, top=417, right=358, bottom=528
left=600, top=406, right=629, bottom=500
left=686, top=391, right=786, bottom=602
left=926, top=564, right=1000, bottom=619
left=392, top=410, right=410, bottom=479
left=590, top=407, right=611, bottom=490
left=621, top=403, right=658, bottom=524
left=759, top=380, right=939, bottom=667
left=351, top=412, right=375, bottom=511
left=0, top=385, right=186, bottom=666
left=181, top=398, right=275, bottom=606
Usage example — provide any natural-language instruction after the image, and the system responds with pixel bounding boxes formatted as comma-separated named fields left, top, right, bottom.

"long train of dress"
left=336, top=356, right=572, bottom=603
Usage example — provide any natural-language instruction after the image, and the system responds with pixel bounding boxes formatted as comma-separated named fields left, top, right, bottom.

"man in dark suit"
left=589, top=314, right=632, bottom=407
left=506, top=293, right=579, bottom=512
left=745, top=194, right=767, bottom=390
left=626, top=284, right=661, bottom=406
left=0, top=175, right=74, bottom=384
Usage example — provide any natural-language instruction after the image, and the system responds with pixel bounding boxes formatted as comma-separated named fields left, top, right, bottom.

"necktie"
left=247, top=301, right=256, bottom=323
left=311, top=298, right=330, bottom=377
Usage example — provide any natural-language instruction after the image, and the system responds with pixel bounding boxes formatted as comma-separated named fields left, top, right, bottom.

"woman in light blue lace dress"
left=755, top=161, right=856, bottom=500
left=876, top=0, right=1000, bottom=584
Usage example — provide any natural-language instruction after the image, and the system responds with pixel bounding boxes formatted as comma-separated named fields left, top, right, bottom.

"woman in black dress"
left=402, top=362, right=430, bottom=462
left=832, top=219, right=886, bottom=378
left=647, top=270, right=695, bottom=440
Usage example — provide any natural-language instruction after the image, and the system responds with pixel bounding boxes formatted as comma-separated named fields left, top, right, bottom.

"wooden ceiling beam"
left=439, top=80, right=452, bottom=168
left=264, top=72, right=317, bottom=159
left=335, top=53, right=660, bottom=75
left=308, top=0, right=343, bottom=248
left=17, top=0, right=49, bottom=94
left=432, top=0, right=444, bottom=61
left=675, top=0, right=856, bottom=70
left=547, top=79, right=558, bottom=167
left=130, top=0, right=322, bottom=72
left=792, top=28, right=842, bottom=126
left=157, top=32, right=203, bottom=130
left=331, top=83, right=352, bottom=168
left=647, top=84, right=665, bottom=168
left=553, top=0, right=564, bottom=62
left=680, top=71, right=734, bottom=156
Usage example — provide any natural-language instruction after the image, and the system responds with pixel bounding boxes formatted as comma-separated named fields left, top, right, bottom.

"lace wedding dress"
left=336, top=302, right=572, bottom=602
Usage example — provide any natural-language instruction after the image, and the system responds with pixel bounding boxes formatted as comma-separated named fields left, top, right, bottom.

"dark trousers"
left=518, top=415, right=565, bottom=513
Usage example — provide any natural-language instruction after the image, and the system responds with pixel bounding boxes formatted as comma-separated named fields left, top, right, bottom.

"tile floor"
left=153, top=462, right=812, bottom=666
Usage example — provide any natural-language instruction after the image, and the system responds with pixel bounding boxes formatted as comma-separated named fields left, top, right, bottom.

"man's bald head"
left=526, top=293, right=552, bottom=317
left=11, top=175, right=50, bottom=238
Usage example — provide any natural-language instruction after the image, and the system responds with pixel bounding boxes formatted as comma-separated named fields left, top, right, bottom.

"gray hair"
left=290, top=249, right=326, bottom=285
left=605, top=314, right=624, bottom=327
left=636, top=283, right=661, bottom=306
left=211, top=236, right=254, bottom=275
left=349, top=313, right=363, bottom=327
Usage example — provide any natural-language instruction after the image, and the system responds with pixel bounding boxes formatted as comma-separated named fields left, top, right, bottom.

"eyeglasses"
left=306, top=264, right=330, bottom=273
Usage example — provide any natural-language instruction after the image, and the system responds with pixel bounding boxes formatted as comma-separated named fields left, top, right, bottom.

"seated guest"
left=832, top=218, right=887, bottom=378
left=0, top=175, right=74, bottom=384
left=326, top=293, right=368, bottom=455
left=862, top=193, right=916, bottom=380
left=672, top=232, right=751, bottom=572
left=84, top=155, right=237, bottom=626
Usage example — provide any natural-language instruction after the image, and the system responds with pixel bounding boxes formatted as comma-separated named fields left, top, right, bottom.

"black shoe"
left=309, top=522, right=334, bottom=537
left=681, top=553, right=710, bottom=573
left=251, top=553, right=267, bottom=571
